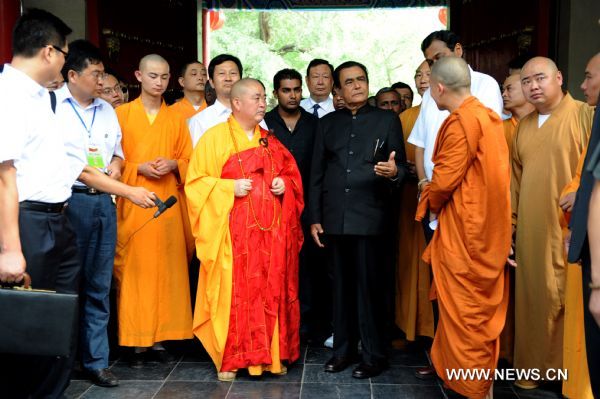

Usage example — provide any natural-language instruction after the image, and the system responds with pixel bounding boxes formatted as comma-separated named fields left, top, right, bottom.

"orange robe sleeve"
left=424, top=97, right=511, bottom=399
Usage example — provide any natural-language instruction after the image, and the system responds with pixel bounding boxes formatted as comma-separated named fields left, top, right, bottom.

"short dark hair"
left=421, top=30, right=460, bottom=54
left=333, top=61, right=369, bottom=89
left=208, top=54, right=242, bottom=80
left=12, top=8, right=72, bottom=57
left=61, top=40, right=103, bottom=81
left=391, top=81, right=414, bottom=97
left=306, top=58, right=334, bottom=77
left=376, top=87, right=400, bottom=100
left=273, top=68, right=302, bottom=91
left=179, top=61, right=204, bottom=78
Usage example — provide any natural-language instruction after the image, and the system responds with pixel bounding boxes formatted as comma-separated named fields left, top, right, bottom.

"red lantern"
left=438, top=8, right=448, bottom=27
left=209, top=10, right=225, bottom=31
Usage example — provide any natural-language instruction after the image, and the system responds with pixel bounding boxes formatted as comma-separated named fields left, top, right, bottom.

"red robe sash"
left=219, top=130, right=304, bottom=371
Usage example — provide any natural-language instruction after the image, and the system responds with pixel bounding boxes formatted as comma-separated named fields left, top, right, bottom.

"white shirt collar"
left=212, top=98, right=231, bottom=116
left=57, top=84, right=104, bottom=110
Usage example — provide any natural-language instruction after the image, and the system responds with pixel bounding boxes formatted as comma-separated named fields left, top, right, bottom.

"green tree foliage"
left=207, top=8, right=446, bottom=107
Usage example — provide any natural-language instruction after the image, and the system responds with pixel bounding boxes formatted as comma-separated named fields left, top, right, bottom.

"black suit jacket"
left=309, top=104, right=406, bottom=236
left=264, top=107, right=318, bottom=201
left=568, top=105, right=600, bottom=263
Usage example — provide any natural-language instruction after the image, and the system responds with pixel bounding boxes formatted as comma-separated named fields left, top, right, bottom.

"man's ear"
left=178, top=76, right=185, bottom=89
left=134, top=70, right=142, bottom=83
left=454, top=43, right=464, bottom=58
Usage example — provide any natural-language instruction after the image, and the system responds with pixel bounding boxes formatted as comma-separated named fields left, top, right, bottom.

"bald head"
left=231, top=78, right=264, bottom=100
left=430, top=56, right=471, bottom=92
left=135, top=54, right=170, bottom=98
left=139, top=54, right=169, bottom=72
left=522, top=56, right=558, bottom=76
left=231, top=78, right=267, bottom=128
left=581, top=52, right=600, bottom=106
left=520, top=56, right=563, bottom=114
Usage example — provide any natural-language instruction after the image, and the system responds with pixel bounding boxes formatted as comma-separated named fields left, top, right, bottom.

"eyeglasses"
left=50, top=45, right=69, bottom=58
left=102, top=85, right=123, bottom=96
left=82, top=71, right=108, bottom=81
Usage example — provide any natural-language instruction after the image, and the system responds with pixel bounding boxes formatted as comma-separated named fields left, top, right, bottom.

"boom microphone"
left=153, top=195, right=177, bottom=218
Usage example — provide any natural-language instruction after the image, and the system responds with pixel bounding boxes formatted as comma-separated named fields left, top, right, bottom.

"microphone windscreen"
left=164, top=196, right=177, bottom=208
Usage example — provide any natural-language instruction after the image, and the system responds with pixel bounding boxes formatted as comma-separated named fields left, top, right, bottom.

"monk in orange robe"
left=185, top=79, right=304, bottom=381
left=395, top=59, right=434, bottom=343
left=114, top=54, right=193, bottom=364
left=558, top=53, right=598, bottom=399
left=416, top=57, right=511, bottom=399
left=169, top=61, right=207, bottom=122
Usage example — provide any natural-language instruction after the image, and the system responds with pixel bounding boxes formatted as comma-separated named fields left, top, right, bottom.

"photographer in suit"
left=309, top=61, right=406, bottom=379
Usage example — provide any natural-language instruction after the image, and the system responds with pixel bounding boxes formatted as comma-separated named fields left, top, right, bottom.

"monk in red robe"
left=416, top=57, right=511, bottom=398
left=185, top=78, right=304, bottom=381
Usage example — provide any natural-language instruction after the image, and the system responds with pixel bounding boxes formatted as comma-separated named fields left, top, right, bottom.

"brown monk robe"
left=417, top=57, right=511, bottom=399
left=498, top=73, right=535, bottom=364
left=511, top=58, right=593, bottom=388
left=395, top=59, right=434, bottom=342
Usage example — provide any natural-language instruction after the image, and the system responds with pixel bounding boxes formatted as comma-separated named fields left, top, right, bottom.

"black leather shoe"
left=87, top=368, right=119, bottom=387
left=351, top=361, right=388, bottom=379
left=414, top=365, right=436, bottom=380
left=324, top=356, right=356, bottom=373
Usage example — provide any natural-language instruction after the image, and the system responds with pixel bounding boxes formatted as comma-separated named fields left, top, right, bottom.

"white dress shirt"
left=188, top=99, right=269, bottom=147
left=300, top=96, right=335, bottom=118
left=407, top=66, right=503, bottom=180
left=0, top=64, right=83, bottom=203
left=55, top=85, right=124, bottom=187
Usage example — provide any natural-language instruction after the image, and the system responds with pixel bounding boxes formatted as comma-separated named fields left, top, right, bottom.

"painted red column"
left=86, top=0, right=100, bottom=46
left=0, top=0, right=21, bottom=64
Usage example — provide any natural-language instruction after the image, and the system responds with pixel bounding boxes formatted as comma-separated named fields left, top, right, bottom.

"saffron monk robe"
left=416, top=57, right=511, bottom=399
left=185, top=79, right=304, bottom=382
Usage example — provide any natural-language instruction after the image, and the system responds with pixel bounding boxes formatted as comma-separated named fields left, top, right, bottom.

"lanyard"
left=67, top=98, right=97, bottom=137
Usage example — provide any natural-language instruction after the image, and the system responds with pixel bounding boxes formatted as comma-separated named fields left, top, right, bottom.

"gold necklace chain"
left=228, top=119, right=279, bottom=231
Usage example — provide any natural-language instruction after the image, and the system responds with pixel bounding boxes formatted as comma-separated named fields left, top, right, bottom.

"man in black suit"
left=309, top=61, right=406, bottom=379
left=566, top=52, right=600, bottom=398
left=264, top=69, right=329, bottom=343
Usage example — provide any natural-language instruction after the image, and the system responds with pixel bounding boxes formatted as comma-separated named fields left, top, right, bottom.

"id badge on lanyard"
left=86, top=143, right=105, bottom=168
left=69, top=98, right=105, bottom=169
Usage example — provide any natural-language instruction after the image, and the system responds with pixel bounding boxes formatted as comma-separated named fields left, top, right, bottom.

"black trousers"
left=0, top=205, right=80, bottom=398
left=329, top=235, right=388, bottom=364
left=581, top=248, right=600, bottom=398
left=299, top=223, right=331, bottom=340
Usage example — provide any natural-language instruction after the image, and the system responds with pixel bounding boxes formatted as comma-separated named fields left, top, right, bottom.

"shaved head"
left=231, top=78, right=266, bottom=128
left=135, top=54, right=170, bottom=98
left=522, top=56, right=558, bottom=75
left=520, top=56, right=563, bottom=114
left=139, top=54, right=169, bottom=72
left=231, top=78, right=264, bottom=100
left=430, top=56, right=471, bottom=92
left=581, top=52, right=600, bottom=106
